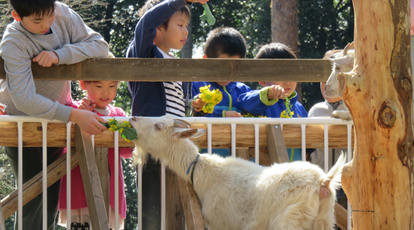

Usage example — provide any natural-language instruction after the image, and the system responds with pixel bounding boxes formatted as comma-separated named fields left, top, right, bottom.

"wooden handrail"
left=0, top=122, right=354, bottom=148
left=0, top=58, right=331, bottom=82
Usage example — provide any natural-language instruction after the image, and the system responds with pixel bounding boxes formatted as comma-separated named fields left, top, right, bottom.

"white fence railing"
left=0, top=116, right=354, bottom=230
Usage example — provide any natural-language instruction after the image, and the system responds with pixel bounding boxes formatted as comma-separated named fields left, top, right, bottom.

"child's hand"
left=79, top=98, right=96, bottom=111
left=33, top=51, right=59, bottom=67
left=0, top=103, right=6, bottom=115
left=225, top=111, right=242, bottom=117
left=186, top=0, right=209, bottom=4
left=267, top=85, right=285, bottom=100
left=69, top=109, right=108, bottom=135
left=191, top=98, right=207, bottom=112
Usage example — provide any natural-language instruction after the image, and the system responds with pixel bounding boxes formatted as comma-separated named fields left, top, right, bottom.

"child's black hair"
left=255, top=43, right=297, bottom=59
left=204, top=27, right=247, bottom=58
left=10, top=0, right=56, bottom=18
left=138, top=0, right=190, bottom=30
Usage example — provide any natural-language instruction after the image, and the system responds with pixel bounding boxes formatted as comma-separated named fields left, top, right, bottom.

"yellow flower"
left=280, top=110, right=294, bottom=118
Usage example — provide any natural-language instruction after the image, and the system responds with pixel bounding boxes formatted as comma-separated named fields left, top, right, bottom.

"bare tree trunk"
left=340, top=0, right=413, bottom=229
left=271, top=0, right=301, bottom=101
left=271, top=0, right=298, bottom=56
left=182, top=20, right=193, bottom=58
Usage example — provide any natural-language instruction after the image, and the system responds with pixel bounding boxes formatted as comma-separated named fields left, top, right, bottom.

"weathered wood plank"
left=95, top=147, right=109, bottom=216
left=76, top=126, right=109, bottom=230
left=178, top=178, right=205, bottom=230
left=1, top=149, right=79, bottom=219
left=0, top=122, right=354, bottom=149
left=165, top=169, right=184, bottom=230
left=267, top=124, right=289, bottom=163
left=0, top=58, right=331, bottom=82
left=0, top=198, right=6, bottom=230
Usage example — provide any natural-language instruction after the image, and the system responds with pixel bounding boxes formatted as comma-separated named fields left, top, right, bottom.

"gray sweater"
left=0, top=1, right=109, bottom=122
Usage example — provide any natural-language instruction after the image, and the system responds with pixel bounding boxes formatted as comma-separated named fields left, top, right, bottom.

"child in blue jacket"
left=239, top=43, right=308, bottom=161
left=192, top=27, right=251, bottom=118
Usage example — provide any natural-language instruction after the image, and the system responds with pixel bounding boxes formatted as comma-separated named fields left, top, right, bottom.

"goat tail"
left=324, top=153, right=347, bottom=191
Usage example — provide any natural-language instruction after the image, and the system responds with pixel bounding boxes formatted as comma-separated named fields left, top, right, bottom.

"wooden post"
left=165, top=169, right=185, bottom=230
left=94, top=147, right=110, bottom=216
left=177, top=178, right=204, bottom=230
left=0, top=201, right=5, bottom=230
left=340, top=0, right=413, bottom=229
left=75, top=126, right=109, bottom=230
left=267, top=124, right=289, bottom=163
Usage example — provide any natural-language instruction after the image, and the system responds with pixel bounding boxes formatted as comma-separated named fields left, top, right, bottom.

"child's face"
left=12, top=10, right=55, bottom=35
left=261, top=81, right=297, bottom=97
left=155, top=12, right=189, bottom=54
left=81, top=81, right=118, bottom=110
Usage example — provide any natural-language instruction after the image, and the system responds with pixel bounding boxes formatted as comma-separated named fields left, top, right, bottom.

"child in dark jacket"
left=239, top=43, right=308, bottom=161
left=192, top=27, right=251, bottom=118
left=125, top=0, right=207, bottom=229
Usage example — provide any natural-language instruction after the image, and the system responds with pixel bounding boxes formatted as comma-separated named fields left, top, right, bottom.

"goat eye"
left=335, top=67, right=340, bottom=71
left=155, top=124, right=161, bottom=130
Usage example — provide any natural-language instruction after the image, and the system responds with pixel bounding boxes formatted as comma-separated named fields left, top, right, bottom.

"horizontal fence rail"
left=0, top=58, right=332, bottom=82
left=0, top=116, right=354, bottom=149
left=0, top=115, right=353, bottom=230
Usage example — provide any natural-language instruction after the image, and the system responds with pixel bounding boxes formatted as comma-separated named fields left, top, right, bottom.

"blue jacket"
left=192, top=82, right=251, bottom=117
left=238, top=87, right=308, bottom=118
left=126, top=0, right=191, bottom=116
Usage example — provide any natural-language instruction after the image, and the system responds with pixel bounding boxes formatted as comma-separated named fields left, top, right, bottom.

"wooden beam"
left=178, top=178, right=205, bottom=230
left=75, top=125, right=109, bottom=230
left=0, top=58, right=331, bottom=82
left=267, top=124, right=289, bottom=163
left=0, top=202, right=5, bottom=230
left=165, top=170, right=184, bottom=230
left=95, top=147, right=109, bottom=216
left=1, top=149, right=79, bottom=219
left=0, top=122, right=354, bottom=149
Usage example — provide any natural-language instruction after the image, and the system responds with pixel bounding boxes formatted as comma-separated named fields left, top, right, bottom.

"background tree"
left=0, top=1, right=354, bottom=229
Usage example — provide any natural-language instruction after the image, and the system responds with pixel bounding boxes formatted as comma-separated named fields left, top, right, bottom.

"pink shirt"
left=59, top=102, right=133, bottom=218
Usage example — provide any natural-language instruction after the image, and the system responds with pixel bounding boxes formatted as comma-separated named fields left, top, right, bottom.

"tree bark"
left=271, top=0, right=298, bottom=56
left=182, top=20, right=193, bottom=58
left=340, top=0, right=413, bottom=229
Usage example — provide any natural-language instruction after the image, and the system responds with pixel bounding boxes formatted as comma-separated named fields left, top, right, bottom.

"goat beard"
left=133, top=145, right=149, bottom=166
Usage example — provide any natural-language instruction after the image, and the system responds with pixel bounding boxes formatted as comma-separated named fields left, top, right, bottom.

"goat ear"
left=333, top=55, right=351, bottom=66
left=172, top=128, right=204, bottom=139
left=343, top=42, right=354, bottom=55
left=173, top=119, right=191, bottom=128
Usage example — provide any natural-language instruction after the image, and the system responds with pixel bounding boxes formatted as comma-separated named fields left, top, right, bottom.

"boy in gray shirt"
left=0, top=0, right=109, bottom=229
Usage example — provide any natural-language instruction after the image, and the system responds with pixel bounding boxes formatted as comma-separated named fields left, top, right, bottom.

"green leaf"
left=200, top=4, right=216, bottom=26
left=121, top=127, right=138, bottom=141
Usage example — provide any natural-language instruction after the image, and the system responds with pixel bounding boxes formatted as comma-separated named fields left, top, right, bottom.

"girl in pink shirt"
left=58, top=80, right=133, bottom=230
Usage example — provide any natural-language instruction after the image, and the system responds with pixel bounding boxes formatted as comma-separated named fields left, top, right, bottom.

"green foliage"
left=190, top=0, right=272, bottom=58
left=0, top=147, right=16, bottom=229
left=298, top=0, right=354, bottom=111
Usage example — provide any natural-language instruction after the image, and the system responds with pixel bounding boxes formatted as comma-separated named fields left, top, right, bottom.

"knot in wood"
left=378, top=104, right=396, bottom=128
left=401, top=78, right=412, bottom=96
left=37, top=126, right=42, bottom=131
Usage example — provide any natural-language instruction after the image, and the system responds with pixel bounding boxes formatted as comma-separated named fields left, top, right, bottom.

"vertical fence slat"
left=301, top=124, right=306, bottom=162
left=231, top=124, right=236, bottom=157
left=254, top=124, right=259, bottom=164
left=66, top=122, right=72, bottom=228
left=17, top=121, right=23, bottom=230
left=323, top=124, right=329, bottom=173
left=42, top=122, right=47, bottom=230
left=114, top=131, right=119, bottom=230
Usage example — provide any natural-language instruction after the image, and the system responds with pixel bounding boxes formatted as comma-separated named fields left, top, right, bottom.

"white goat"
left=325, top=42, right=355, bottom=120
left=130, top=115, right=346, bottom=230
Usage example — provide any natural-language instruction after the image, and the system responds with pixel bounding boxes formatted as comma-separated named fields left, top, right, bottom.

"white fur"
left=130, top=115, right=346, bottom=230
left=325, top=42, right=355, bottom=120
